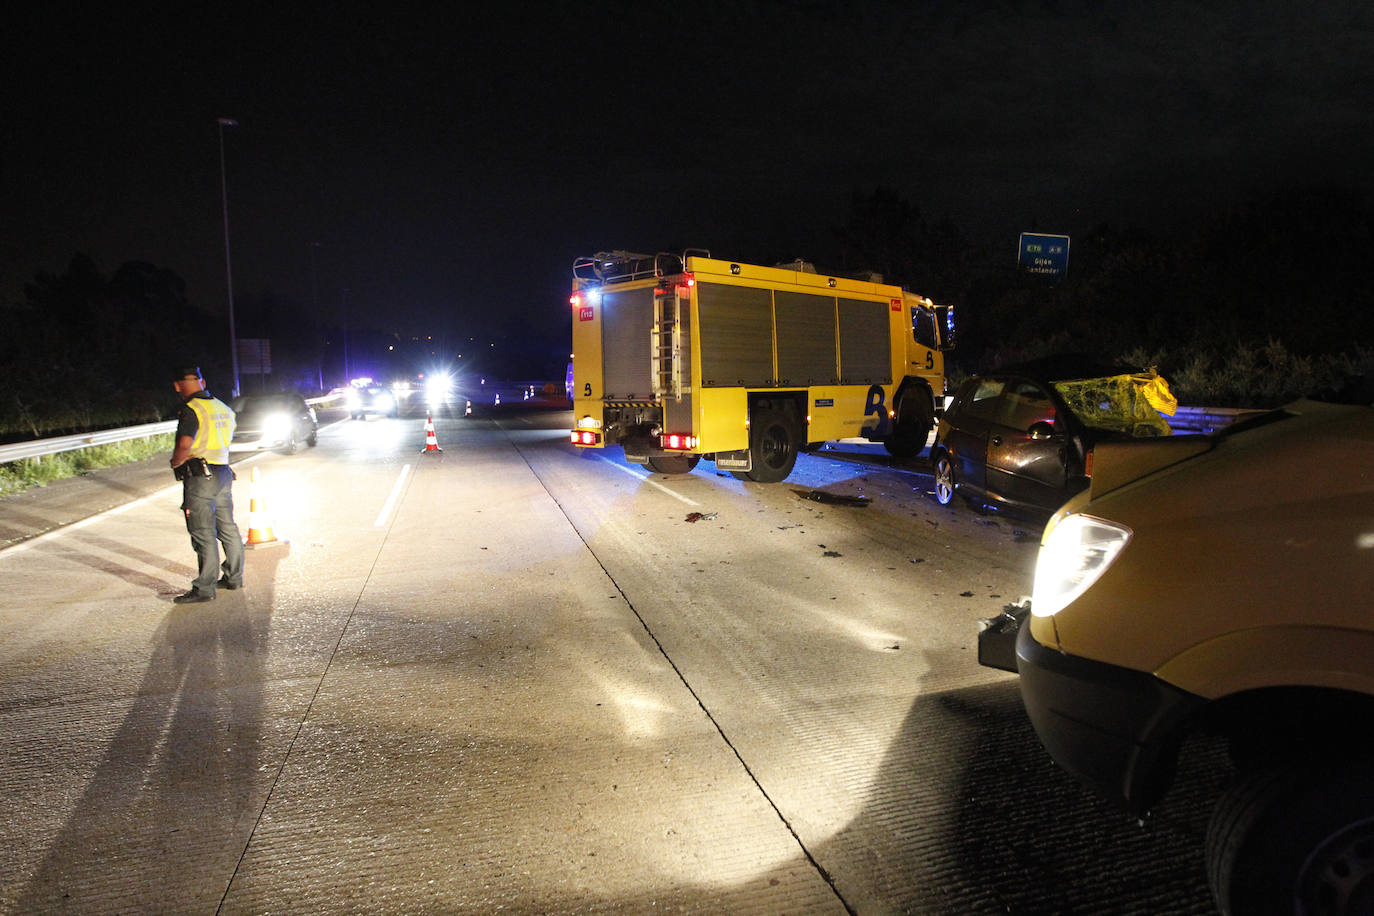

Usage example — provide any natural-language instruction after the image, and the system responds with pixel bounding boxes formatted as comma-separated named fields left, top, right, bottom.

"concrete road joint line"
left=517, top=443, right=855, bottom=915
left=218, top=452, right=415, bottom=913
left=0, top=450, right=270, bottom=559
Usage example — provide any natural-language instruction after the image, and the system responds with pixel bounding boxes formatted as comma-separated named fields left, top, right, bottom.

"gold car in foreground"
left=983, top=392, right=1374, bottom=915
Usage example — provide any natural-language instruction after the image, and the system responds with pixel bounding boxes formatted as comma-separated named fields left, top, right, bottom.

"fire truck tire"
left=884, top=393, right=932, bottom=459
left=647, top=455, right=700, bottom=475
left=740, top=405, right=800, bottom=483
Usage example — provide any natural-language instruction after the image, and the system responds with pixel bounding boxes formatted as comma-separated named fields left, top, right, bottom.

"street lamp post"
left=309, top=241, right=323, bottom=391
left=217, top=117, right=241, bottom=398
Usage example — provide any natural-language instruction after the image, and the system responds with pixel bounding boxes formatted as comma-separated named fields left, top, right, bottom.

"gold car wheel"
left=933, top=452, right=956, bottom=505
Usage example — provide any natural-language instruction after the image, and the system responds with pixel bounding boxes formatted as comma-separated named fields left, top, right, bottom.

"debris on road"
left=685, top=511, right=718, bottom=522
left=793, top=489, right=871, bottom=507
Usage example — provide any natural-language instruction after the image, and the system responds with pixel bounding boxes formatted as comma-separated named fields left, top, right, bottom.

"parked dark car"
left=930, top=357, right=1175, bottom=516
left=346, top=385, right=398, bottom=419
left=229, top=394, right=318, bottom=454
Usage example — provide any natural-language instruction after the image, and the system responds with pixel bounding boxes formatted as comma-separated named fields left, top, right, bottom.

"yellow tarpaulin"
left=1053, top=369, right=1176, bottom=437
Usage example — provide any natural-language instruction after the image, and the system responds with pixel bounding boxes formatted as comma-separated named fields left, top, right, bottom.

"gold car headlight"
left=1031, top=514, right=1133, bottom=618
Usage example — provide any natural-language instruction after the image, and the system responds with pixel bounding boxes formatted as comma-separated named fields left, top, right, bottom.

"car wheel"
left=933, top=450, right=956, bottom=505
left=743, top=404, right=799, bottom=483
left=306, top=430, right=318, bottom=448
left=1206, top=762, right=1374, bottom=915
left=646, top=455, right=700, bottom=475
left=283, top=432, right=298, bottom=455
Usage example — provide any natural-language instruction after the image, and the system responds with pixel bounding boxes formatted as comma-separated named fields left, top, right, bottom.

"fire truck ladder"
left=651, top=289, right=684, bottom=401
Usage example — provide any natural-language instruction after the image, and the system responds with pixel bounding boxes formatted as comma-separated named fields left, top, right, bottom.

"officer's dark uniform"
left=174, top=373, right=244, bottom=602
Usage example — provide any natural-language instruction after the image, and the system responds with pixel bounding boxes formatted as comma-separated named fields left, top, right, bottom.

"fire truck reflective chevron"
left=569, top=250, right=954, bottom=484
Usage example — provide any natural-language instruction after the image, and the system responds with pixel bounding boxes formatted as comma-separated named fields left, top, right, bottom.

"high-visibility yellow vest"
left=186, top=396, right=235, bottom=464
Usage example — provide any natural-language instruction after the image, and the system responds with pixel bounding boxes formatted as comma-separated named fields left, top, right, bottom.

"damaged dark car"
left=930, top=356, right=1176, bottom=516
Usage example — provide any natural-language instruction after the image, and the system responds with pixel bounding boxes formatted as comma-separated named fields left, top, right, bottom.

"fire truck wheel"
left=647, top=455, right=700, bottom=475
left=743, top=405, right=800, bottom=483
left=884, top=395, right=931, bottom=458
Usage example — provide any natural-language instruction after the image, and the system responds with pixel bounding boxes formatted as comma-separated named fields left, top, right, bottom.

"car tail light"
left=661, top=433, right=698, bottom=450
left=570, top=430, right=601, bottom=446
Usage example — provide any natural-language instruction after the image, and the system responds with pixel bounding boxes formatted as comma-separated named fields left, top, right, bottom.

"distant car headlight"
left=262, top=413, right=292, bottom=440
left=1031, top=514, right=1132, bottom=618
left=426, top=373, right=452, bottom=402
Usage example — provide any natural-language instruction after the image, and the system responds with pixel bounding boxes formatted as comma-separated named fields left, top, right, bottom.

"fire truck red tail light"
left=661, top=433, right=698, bottom=450
left=571, top=430, right=601, bottom=446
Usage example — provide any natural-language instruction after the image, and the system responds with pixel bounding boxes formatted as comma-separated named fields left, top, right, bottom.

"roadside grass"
left=0, top=434, right=174, bottom=498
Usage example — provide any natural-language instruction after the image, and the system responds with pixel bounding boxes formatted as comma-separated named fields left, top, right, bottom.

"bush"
left=1122, top=341, right=1374, bottom=408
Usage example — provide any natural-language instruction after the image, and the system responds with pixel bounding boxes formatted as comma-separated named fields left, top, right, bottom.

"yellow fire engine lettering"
left=864, top=385, right=890, bottom=434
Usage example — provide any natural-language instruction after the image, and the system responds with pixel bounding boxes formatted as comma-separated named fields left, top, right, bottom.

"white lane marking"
left=374, top=463, right=413, bottom=527
left=0, top=483, right=178, bottom=559
left=0, top=452, right=271, bottom=559
left=599, top=457, right=699, bottom=506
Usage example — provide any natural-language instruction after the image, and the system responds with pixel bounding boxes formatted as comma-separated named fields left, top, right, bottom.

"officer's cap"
left=173, top=366, right=203, bottom=381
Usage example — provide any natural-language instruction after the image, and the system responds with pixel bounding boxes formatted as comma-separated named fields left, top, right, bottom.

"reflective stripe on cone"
left=422, top=415, right=442, bottom=453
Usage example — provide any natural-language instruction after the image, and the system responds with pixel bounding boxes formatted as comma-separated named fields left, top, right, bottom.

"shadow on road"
left=16, top=546, right=290, bottom=913
left=816, top=677, right=1227, bottom=914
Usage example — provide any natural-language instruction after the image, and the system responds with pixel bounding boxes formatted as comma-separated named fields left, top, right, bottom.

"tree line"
left=828, top=184, right=1374, bottom=404
left=4, top=183, right=1372, bottom=439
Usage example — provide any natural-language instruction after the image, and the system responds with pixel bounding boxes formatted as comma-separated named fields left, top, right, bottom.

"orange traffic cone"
left=464, top=399, right=472, bottom=417
left=243, top=466, right=285, bottom=549
left=421, top=415, right=442, bottom=452
left=494, top=393, right=501, bottom=407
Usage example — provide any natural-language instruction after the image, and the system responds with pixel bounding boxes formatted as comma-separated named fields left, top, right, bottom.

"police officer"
left=169, top=366, right=244, bottom=603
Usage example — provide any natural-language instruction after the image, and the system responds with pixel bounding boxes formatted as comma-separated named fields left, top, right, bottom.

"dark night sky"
left=5, top=1, right=1374, bottom=350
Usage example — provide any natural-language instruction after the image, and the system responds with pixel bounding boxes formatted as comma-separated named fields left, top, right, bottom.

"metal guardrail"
left=1168, top=406, right=1267, bottom=434
left=0, top=395, right=341, bottom=465
left=0, top=421, right=179, bottom=464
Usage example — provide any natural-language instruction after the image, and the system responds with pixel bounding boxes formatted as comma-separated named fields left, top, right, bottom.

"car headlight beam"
left=1031, top=514, right=1132, bottom=618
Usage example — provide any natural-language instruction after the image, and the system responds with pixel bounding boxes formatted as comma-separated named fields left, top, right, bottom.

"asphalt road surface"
left=0, top=398, right=1226, bottom=914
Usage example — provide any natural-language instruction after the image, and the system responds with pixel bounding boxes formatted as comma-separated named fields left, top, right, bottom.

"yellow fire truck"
left=569, top=250, right=954, bottom=482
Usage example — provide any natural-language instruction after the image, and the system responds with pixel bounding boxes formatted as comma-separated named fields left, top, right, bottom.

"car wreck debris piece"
left=793, top=489, right=871, bottom=507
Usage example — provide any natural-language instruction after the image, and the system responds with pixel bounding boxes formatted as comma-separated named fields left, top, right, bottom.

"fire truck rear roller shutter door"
left=601, top=288, right=655, bottom=399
